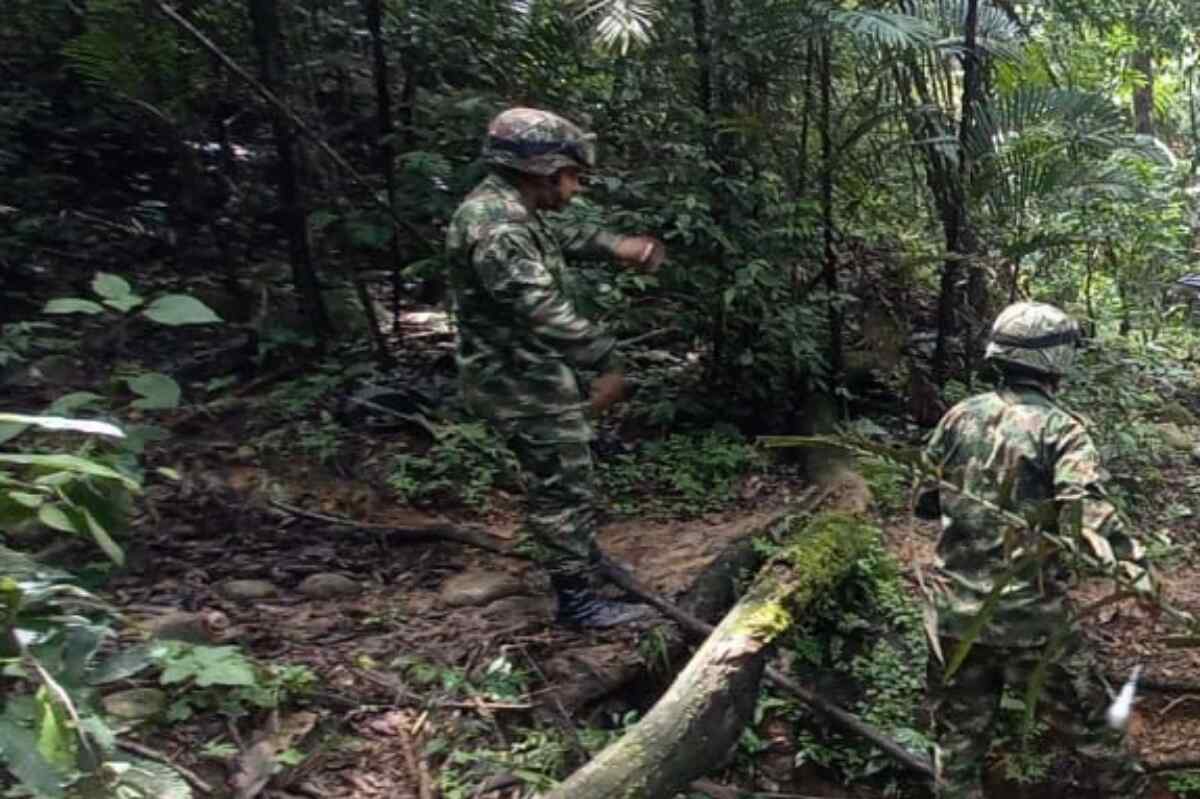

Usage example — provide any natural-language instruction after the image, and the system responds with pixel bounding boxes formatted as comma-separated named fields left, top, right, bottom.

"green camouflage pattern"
left=445, top=171, right=621, bottom=576
left=929, top=632, right=1144, bottom=798
left=924, top=381, right=1148, bottom=798
left=984, top=301, right=1080, bottom=377
left=923, top=384, right=1145, bottom=647
left=481, top=107, right=597, bottom=176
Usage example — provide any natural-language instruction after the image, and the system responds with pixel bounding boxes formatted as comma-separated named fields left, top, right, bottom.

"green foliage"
left=388, top=421, right=518, bottom=511
left=598, top=430, right=762, bottom=517
left=154, top=643, right=316, bottom=722
left=778, top=534, right=931, bottom=788
left=1168, top=770, right=1200, bottom=796
left=38, top=272, right=223, bottom=417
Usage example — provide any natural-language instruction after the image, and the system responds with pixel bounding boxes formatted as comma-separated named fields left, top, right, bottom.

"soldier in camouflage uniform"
left=919, top=302, right=1152, bottom=798
left=445, top=107, right=665, bottom=628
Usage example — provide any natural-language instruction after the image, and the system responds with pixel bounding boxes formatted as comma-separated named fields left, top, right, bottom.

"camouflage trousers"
left=928, top=632, right=1144, bottom=799
left=491, top=409, right=599, bottom=578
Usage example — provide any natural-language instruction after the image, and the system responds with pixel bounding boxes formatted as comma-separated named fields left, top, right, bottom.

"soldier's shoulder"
left=942, top=390, right=1005, bottom=423
left=454, top=180, right=530, bottom=226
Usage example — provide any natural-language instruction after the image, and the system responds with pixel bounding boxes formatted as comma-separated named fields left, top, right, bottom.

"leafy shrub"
left=599, top=430, right=762, bottom=517
left=388, top=421, right=519, bottom=511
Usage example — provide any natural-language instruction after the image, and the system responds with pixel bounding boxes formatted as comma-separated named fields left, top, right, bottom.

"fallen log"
left=268, top=497, right=934, bottom=779
left=539, top=511, right=889, bottom=799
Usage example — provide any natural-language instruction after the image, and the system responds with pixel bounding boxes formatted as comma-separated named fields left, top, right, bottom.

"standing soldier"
left=445, top=108, right=665, bottom=628
left=918, top=302, right=1152, bottom=798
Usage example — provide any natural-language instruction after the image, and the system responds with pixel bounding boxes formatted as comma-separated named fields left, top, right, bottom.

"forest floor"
left=11, top=279, right=1200, bottom=798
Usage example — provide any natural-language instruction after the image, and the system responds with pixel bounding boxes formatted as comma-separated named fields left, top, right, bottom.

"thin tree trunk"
left=934, top=0, right=983, bottom=384
left=820, top=33, right=843, bottom=388
left=364, top=0, right=400, bottom=359
left=247, top=0, right=331, bottom=339
left=1133, top=48, right=1155, bottom=136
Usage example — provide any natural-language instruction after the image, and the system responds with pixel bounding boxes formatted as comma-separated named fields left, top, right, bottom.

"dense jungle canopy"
left=5, top=1, right=1200, bottom=798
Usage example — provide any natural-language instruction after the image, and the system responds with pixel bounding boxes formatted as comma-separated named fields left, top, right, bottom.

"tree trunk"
left=933, top=0, right=983, bottom=385
left=248, top=0, right=330, bottom=339
left=540, top=511, right=877, bottom=799
left=362, top=0, right=399, bottom=360
left=1132, top=48, right=1155, bottom=136
left=819, top=32, right=843, bottom=390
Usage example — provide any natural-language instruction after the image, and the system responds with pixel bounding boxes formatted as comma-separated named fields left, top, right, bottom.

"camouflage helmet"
left=984, top=301, right=1081, bottom=377
left=481, top=107, right=597, bottom=176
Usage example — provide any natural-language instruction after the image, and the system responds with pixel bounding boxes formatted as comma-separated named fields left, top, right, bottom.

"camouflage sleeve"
left=556, top=224, right=623, bottom=259
left=915, top=412, right=955, bottom=518
left=1050, top=418, right=1149, bottom=586
left=474, top=223, right=621, bottom=371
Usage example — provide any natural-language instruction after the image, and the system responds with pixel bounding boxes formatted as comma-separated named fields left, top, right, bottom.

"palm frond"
left=966, top=87, right=1126, bottom=160
left=566, top=0, right=661, bottom=54
left=827, top=7, right=940, bottom=50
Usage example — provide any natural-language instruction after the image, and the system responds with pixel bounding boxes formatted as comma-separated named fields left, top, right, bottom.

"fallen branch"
left=270, top=499, right=932, bottom=778
left=115, top=738, right=214, bottom=795
left=268, top=499, right=524, bottom=559
left=539, top=512, right=894, bottom=798
left=1147, top=758, right=1200, bottom=774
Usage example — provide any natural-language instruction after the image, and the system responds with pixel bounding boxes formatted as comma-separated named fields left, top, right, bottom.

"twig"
left=618, top=327, right=679, bottom=348
left=395, top=721, right=435, bottom=799
left=115, top=738, right=214, bottom=794
left=1147, top=757, right=1200, bottom=774
left=268, top=499, right=526, bottom=559
left=689, top=780, right=834, bottom=799
left=1158, top=694, right=1200, bottom=718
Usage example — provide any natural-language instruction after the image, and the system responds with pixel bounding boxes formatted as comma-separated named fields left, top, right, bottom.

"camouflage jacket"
left=445, top=173, right=623, bottom=428
left=923, top=382, right=1147, bottom=647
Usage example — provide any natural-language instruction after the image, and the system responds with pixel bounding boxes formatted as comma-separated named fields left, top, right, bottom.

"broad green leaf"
left=91, top=273, right=133, bottom=302
left=10, top=492, right=45, bottom=509
left=87, top=645, right=157, bottom=686
left=0, top=422, right=29, bottom=445
left=102, top=295, right=144, bottom=313
left=43, top=298, right=104, bottom=315
left=141, top=295, right=221, bottom=326
left=61, top=624, right=108, bottom=685
left=0, top=414, right=124, bottom=439
left=45, top=393, right=105, bottom=416
left=0, top=716, right=66, bottom=797
left=35, top=690, right=75, bottom=771
left=0, top=455, right=139, bottom=489
left=38, top=504, right=77, bottom=534
left=160, top=645, right=257, bottom=688
left=126, top=373, right=181, bottom=410
left=82, top=507, right=124, bottom=566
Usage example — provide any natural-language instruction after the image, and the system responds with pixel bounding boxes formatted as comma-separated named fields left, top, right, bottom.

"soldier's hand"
left=589, top=370, right=628, bottom=416
left=614, top=236, right=666, bottom=271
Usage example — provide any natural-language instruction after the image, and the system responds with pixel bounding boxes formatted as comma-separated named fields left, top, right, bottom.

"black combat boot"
left=550, top=573, right=653, bottom=628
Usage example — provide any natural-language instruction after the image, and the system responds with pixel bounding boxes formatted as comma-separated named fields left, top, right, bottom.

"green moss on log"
left=734, top=511, right=878, bottom=640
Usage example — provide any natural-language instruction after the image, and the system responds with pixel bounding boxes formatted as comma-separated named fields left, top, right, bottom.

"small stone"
left=1156, top=422, right=1194, bottom=452
left=220, top=579, right=278, bottom=600
left=297, top=573, right=361, bottom=598
left=235, top=445, right=257, bottom=460
left=482, top=595, right=554, bottom=621
left=439, top=571, right=526, bottom=608
left=1160, top=400, right=1198, bottom=427
left=102, top=688, right=167, bottom=720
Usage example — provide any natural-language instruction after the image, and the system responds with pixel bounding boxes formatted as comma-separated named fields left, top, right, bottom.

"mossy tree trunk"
left=540, top=512, right=877, bottom=799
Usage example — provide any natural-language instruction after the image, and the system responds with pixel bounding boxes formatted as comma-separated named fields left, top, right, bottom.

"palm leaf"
left=566, top=0, right=661, bottom=53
